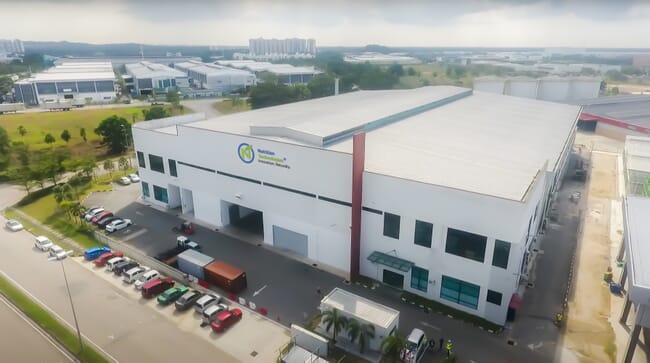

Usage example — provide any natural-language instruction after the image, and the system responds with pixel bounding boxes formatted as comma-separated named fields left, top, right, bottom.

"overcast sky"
left=1, top=0, right=649, bottom=47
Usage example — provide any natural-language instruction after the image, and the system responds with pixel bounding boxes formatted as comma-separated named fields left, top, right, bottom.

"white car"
left=105, top=219, right=132, bottom=233
left=48, top=245, right=69, bottom=260
left=34, top=236, right=53, bottom=251
left=84, top=207, right=104, bottom=221
left=5, top=219, right=24, bottom=231
left=128, top=173, right=140, bottom=183
left=118, top=176, right=131, bottom=185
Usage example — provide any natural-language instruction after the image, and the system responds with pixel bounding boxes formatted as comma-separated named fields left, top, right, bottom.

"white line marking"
left=253, top=284, right=268, bottom=297
left=420, top=321, right=441, bottom=331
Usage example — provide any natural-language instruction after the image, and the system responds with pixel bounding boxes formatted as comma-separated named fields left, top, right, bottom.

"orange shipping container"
left=203, top=260, right=247, bottom=294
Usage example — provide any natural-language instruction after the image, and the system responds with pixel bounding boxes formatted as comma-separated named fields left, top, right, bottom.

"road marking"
left=121, top=228, right=148, bottom=241
left=0, top=270, right=119, bottom=363
left=0, top=294, right=76, bottom=362
left=420, top=321, right=441, bottom=331
left=527, top=342, right=543, bottom=350
left=135, top=211, right=144, bottom=216
left=253, top=284, right=268, bottom=297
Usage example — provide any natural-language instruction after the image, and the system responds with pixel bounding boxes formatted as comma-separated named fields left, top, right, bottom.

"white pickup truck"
left=42, top=100, right=73, bottom=111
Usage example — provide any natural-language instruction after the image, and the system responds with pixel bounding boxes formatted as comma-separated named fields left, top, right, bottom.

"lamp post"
left=49, top=253, right=83, bottom=353
left=120, top=124, right=131, bottom=168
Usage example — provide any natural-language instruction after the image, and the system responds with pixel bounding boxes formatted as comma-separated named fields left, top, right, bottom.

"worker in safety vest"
left=446, top=340, right=453, bottom=357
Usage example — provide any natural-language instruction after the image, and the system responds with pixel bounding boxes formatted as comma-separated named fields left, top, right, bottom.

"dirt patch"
left=563, top=152, right=618, bottom=363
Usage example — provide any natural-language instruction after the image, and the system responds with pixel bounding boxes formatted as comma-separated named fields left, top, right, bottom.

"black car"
left=174, top=290, right=203, bottom=311
left=114, top=261, right=139, bottom=276
left=97, top=216, right=121, bottom=228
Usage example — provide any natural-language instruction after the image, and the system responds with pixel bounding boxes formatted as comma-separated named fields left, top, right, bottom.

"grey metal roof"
left=577, top=95, right=650, bottom=127
left=177, top=249, right=214, bottom=267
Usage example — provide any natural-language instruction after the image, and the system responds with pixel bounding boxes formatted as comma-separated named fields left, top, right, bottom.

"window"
left=445, top=228, right=487, bottom=263
left=487, top=290, right=502, bottom=306
left=492, top=240, right=511, bottom=269
left=383, top=212, right=400, bottom=239
left=410, top=266, right=429, bottom=292
left=153, top=185, right=168, bottom=203
left=141, top=182, right=150, bottom=197
left=149, top=154, right=164, bottom=173
left=414, top=220, right=433, bottom=248
left=440, top=275, right=480, bottom=310
left=137, top=151, right=146, bottom=168
left=169, top=159, right=177, bottom=177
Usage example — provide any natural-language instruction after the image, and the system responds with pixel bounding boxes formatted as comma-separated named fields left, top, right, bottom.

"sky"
left=1, top=0, right=649, bottom=47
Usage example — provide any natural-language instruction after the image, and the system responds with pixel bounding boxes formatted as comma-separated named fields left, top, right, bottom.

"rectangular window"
left=137, top=151, right=146, bottom=168
left=445, top=228, right=487, bottom=263
left=383, top=212, right=400, bottom=239
left=149, top=154, right=164, bottom=173
left=141, top=182, right=150, bottom=197
left=153, top=185, right=168, bottom=203
left=487, top=290, right=502, bottom=306
left=414, top=220, right=433, bottom=248
left=410, top=266, right=429, bottom=292
left=492, top=240, right=511, bottom=269
left=169, top=159, right=177, bottom=177
left=440, top=275, right=480, bottom=310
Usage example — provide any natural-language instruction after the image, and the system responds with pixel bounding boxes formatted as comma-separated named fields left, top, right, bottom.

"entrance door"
left=228, top=204, right=240, bottom=224
left=382, top=269, right=404, bottom=289
left=272, top=226, right=308, bottom=257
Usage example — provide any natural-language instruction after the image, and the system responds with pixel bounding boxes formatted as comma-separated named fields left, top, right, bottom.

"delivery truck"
left=0, top=103, right=25, bottom=114
left=203, top=260, right=247, bottom=294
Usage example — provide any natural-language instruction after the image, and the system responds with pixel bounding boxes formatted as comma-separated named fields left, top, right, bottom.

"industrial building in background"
left=132, top=86, right=580, bottom=325
left=216, top=60, right=320, bottom=85
left=248, top=37, right=316, bottom=59
left=173, top=61, right=256, bottom=95
left=0, top=38, right=24, bottom=62
left=53, top=55, right=201, bottom=68
left=575, top=95, right=650, bottom=140
left=13, top=62, right=116, bottom=105
left=473, top=76, right=602, bottom=102
left=343, top=52, right=421, bottom=65
left=124, top=61, right=188, bottom=96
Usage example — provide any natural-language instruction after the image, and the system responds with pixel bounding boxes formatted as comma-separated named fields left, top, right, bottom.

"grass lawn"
left=213, top=99, right=251, bottom=114
left=0, top=274, right=110, bottom=363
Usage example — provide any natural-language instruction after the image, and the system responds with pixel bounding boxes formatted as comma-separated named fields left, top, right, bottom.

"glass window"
left=414, top=220, right=433, bottom=248
left=137, top=151, right=146, bottom=168
left=149, top=154, right=164, bottom=173
left=383, top=212, right=400, bottom=239
left=487, top=290, right=502, bottom=306
left=169, top=159, right=177, bottom=177
left=410, top=266, right=428, bottom=292
left=492, top=240, right=511, bottom=269
left=141, top=182, right=150, bottom=197
left=153, top=185, right=168, bottom=203
left=440, top=275, right=480, bottom=310
left=445, top=228, right=487, bottom=263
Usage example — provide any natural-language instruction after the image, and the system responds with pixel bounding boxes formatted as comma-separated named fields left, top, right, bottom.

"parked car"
left=123, top=266, right=149, bottom=283
left=113, top=260, right=138, bottom=276
left=174, top=290, right=203, bottom=311
left=105, top=219, right=132, bottom=233
left=105, top=257, right=126, bottom=272
left=118, top=176, right=131, bottom=185
left=210, top=308, right=243, bottom=333
left=142, top=278, right=174, bottom=299
left=34, top=236, right=53, bottom=251
left=157, top=285, right=189, bottom=305
left=84, top=207, right=104, bottom=221
left=84, top=246, right=111, bottom=261
left=201, top=303, right=229, bottom=324
left=97, top=216, right=121, bottom=229
left=93, top=251, right=124, bottom=267
left=48, top=245, right=69, bottom=260
left=134, top=270, right=160, bottom=289
left=5, top=219, right=24, bottom=231
left=80, top=206, right=100, bottom=217
left=91, top=211, right=113, bottom=224
left=194, top=293, right=221, bottom=314
left=128, top=174, right=140, bottom=183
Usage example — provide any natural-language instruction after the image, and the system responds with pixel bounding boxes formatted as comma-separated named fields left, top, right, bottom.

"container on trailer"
left=203, top=260, right=247, bottom=294
left=177, top=249, right=214, bottom=280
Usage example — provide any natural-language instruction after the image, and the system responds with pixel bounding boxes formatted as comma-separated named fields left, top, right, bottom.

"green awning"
left=367, top=251, right=414, bottom=272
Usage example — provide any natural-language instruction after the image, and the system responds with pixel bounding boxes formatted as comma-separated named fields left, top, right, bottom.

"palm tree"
left=53, top=183, right=74, bottom=204
left=320, top=308, right=348, bottom=343
left=380, top=331, right=406, bottom=363
left=348, top=319, right=376, bottom=354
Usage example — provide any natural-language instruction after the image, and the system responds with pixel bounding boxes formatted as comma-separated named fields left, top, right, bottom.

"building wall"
left=14, top=80, right=116, bottom=105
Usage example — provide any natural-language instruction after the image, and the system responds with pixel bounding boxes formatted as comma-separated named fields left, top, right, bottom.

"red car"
left=93, top=251, right=124, bottom=267
left=210, top=308, right=242, bottom=333
left=91, top=211, right=113, bottom=224
left=141, top=277, right=174, bottom=299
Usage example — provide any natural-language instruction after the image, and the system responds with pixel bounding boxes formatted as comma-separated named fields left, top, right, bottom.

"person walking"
left=439, top=338, right=444, bottom=352
left=446, top=339, right=453, bottom=358
left=316, top=286, right=321, bottom=297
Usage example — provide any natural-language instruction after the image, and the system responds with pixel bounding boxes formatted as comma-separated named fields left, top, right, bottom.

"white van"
left=34, top=236, right=53, bottom=251
left=201, top=303, right=228, bottom=324
left=401, top=328, right=427, bottom=363
left=194, top=294, right=221, bottom=314
left=105, top=257, right=125, bottom=272
left=123, top=266, right=148, bottom=284
left=134, top=270, right=159, bottom=290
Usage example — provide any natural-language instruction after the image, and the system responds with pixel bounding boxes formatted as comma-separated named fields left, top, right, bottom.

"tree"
left=60, top=129, right=71, bottom=143
left=118, top=156, right=129, bottom=171
left=347, top=319, right=375, bottom=354
left=407, top=67, right=417, bottom=76
left=44, top=133, right=56, bottom=145
left=0, top=126, right=11, bottom=171
left=34, top=151, right=66, bottom=186
left=79, top=157, right=96, bottom=179
left=142, top=106, right=169, bottom=120
left=53, top=183, right=75, bottom=205
left=605, top=69, right=628, bottom=83
left=166, top=89, right=180, bottom=107
left=388, top=64, right=405, bottom=77
left=94, top=115, right=131, bottom=154
left=79, top=127, right=87, bottom=142
left=0, top=75, right=13, bottom=95
left=17, top=125, right=27, bottom=137
left=11, top=141, right=29, bottom=167
left=103, top=159, right=115, bottom=178
left=307, top=74, right=336, bottom=98
left=380, top=331, right=406, bottom=362
left=7, top=167, right=34, bottom=194
left=320, top=308, right=348, bottom=343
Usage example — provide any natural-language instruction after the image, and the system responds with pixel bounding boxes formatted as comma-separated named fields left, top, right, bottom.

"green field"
left=213, top=99, right=251, bottom=114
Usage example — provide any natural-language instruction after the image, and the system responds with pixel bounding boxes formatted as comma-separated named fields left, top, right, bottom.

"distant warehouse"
left=125, top=61, right=188, bottom=96
left=216, top=60, right=321, bottom=85
left=173, top=61, right=256, bottom=95
left=14, top=62, right=116, bottom=105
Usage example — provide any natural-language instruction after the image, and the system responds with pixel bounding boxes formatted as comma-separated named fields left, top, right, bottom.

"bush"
left=16, top=185, right=55, bottom=206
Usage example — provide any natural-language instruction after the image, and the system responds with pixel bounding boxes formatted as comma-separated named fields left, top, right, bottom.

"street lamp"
left=49, top=252, right=83, bottom=353
left=120, top=124, right=132, bottom=168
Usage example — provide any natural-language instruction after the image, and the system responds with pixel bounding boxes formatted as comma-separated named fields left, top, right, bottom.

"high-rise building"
left=248, top=38, right=316, bottom=57
left=0, top=39, right=24, bottom=54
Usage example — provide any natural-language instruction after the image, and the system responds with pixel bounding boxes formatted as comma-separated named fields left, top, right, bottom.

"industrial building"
left=473, top=76, right=601, bottom=102
left=125, top=61, right=188, bottom=96
left=13, top=62, right=116, bottom=105
left=53, top=56, right=201, bottom=68
left=173, top=61, right=255, bottom=94
left=576, top=95, right=650, bottom=140
left=343, top=52, right=421, bottom=65
left=216, top=60, right=320, bottom=85
left=132, top=86, right=580, bottom=325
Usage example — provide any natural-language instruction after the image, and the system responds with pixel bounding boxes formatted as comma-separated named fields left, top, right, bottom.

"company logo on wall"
left=238, top=143, right=255, bottom=164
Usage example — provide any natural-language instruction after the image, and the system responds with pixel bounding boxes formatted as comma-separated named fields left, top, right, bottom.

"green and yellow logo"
left=238, top=143, right=255, bottom=164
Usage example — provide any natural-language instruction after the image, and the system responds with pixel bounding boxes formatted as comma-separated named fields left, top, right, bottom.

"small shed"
left=177, top=249, right=214, bottom=280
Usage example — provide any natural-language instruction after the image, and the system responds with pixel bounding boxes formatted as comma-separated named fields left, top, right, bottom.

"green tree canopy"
left=94, top=115, right=131, bottom=154
left=0, top=76, right=13, bottom=95
left=307, top=74, right=336, bottom=98
left=79, top=127, right=87, bottom=142
left=142, top=106, right=169, bottom=120
left=60, top=129, right=71, bottom=143
left=166, top=89, right=180, bottom=107
left=44, top=133, right=56, bottom=145
left=17, top=125, right=27, bottom=137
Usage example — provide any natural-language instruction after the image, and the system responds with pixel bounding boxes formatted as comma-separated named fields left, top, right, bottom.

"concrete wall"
left=290, top=324, right=328, bottom=357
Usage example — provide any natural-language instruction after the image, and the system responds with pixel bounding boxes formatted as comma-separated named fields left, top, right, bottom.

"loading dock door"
left=272, top=226, right=308, bottom=257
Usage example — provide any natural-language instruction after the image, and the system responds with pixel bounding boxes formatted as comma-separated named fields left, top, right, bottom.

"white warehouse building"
left=474, top=76, right=602, bottom=103
left=132, top=86, right=580, bottom=325
left=125, top=61, right=189, bottom=96
left=173, top=61, right=256, bottom=94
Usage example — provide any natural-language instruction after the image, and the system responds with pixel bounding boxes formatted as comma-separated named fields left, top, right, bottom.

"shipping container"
left=203, top=260, right=247, bottom=293
left=177, top=249, right=214, bottom=280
